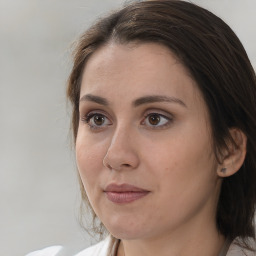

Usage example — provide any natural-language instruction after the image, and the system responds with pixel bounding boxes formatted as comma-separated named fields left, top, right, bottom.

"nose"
left=103, top=125, right=140, bottom=171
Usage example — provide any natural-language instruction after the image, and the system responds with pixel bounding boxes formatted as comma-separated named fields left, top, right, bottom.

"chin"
left=103, top=218, right=145, bottom=240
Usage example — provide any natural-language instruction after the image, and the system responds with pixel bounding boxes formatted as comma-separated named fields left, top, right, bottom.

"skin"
left=76, top=42, right=226, bottom=256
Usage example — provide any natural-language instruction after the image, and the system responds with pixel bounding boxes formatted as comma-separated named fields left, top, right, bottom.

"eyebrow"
left=79, top=94, right=109, bottom=106
left=79, top=94, right=187, bottom=108
left=133, top=95, right=187, bottom=108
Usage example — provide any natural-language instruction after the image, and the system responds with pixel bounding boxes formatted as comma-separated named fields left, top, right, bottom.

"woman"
left=27, top=0, right=256, bottom=255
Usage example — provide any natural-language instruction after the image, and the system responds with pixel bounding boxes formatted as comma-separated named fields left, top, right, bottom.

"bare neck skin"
left=117, top=212, right=225, bottom=256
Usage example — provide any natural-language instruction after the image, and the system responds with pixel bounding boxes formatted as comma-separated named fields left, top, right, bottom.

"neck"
left=117, top=220, right=225, bottom=256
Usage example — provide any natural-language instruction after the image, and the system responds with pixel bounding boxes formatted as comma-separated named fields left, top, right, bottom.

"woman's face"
left=76, top=42, right=221, bottom=240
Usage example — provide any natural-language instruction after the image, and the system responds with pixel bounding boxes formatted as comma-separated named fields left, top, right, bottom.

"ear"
left=217, top=128, right=247, bottom=177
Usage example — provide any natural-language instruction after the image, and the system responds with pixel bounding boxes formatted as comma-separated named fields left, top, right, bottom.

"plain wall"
left=0, top=1, right=255, bottom=255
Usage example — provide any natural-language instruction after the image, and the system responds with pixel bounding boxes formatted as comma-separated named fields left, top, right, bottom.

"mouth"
left=104, top=183, right=150, bottom=204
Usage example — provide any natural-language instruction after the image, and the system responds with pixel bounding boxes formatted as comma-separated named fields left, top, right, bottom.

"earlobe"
left=217, top=128, right=247, bottom=178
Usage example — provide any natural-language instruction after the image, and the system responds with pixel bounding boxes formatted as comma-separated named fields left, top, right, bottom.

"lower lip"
left=105, top=191, right=149, bottom=204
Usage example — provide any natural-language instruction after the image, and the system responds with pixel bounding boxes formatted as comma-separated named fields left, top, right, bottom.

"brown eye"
left=93, top=115, right=105, bottom=126
left=142, top=112, right=172, bottom=129
left=148, top=114, right=161, bottom=125
left=83, top=112, right=111, bottom=129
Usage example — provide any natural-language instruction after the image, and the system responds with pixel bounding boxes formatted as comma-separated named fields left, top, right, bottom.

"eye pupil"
left=149, top=114, right=160, bottom=125
left=94, top=115, right=105, bottom=125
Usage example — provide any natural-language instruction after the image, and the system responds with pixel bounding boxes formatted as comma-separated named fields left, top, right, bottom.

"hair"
left=67, top=0, right=256, bottom=251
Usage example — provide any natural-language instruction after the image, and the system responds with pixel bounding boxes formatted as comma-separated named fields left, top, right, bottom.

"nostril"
left=106, top=163, right=112, bottom=170
left=104, top=162, right=130, bottom=171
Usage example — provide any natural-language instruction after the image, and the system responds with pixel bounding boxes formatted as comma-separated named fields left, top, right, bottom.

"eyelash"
left=141, top=112, right=173, bottom=129
left=81, top=111, right=173, bottom=130
left=81, top=112, right=111, bottom=131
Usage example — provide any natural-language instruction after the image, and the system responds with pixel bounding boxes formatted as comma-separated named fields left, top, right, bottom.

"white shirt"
left=25, top=236, right=256, bottom=256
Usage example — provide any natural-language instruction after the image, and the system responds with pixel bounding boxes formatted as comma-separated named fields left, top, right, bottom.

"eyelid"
left=80, top=109, right=110, bottom=120
left=141, top=109, right=174, bottom=129
left=80, top=110, right=113, bottom=130
left=143, top=108, right=173, bottom=119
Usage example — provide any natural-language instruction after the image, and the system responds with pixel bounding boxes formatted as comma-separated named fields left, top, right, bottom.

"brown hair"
left=67, top=0, right=256, bottom=250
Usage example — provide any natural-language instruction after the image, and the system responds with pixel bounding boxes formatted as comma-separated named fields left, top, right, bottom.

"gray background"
left=0, top=1, right=255, bottom=255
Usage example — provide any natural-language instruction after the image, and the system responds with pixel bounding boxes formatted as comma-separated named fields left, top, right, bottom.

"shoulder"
left=25, top=245, right=63, bottom=256
left=25, top=237, right=112, bottom=256
left=227, top=238, right=256, bottom=256
left=74, top=236, right=112, bottom=256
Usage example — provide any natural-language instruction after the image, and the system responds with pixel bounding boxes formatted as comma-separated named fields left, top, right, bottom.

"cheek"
left=143, top=138, right=218, bottom=225
left=146, top=135, right=213, bottom=172
left=75, top=132, right=105, bottom=190
left=144, top=124, right=217, bottom=193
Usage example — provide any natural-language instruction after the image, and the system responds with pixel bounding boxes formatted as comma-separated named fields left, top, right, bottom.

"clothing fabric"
left=25, top=236, right=256, bottom=256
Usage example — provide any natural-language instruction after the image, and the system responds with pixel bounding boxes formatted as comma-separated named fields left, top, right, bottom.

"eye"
left=142, top=113, right=172, bottom=128
left=82, top=112, right=112, bottom=129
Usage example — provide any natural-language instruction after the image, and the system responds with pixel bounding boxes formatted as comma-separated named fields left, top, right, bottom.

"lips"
left=104, top=183, right=150, bottom=204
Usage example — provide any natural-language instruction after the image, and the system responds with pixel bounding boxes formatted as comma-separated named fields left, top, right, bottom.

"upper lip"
left=104, top=183, right=149, bottom=192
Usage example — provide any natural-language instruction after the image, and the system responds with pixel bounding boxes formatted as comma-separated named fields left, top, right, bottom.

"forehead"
left=80, top=42, right=204, bottom=110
